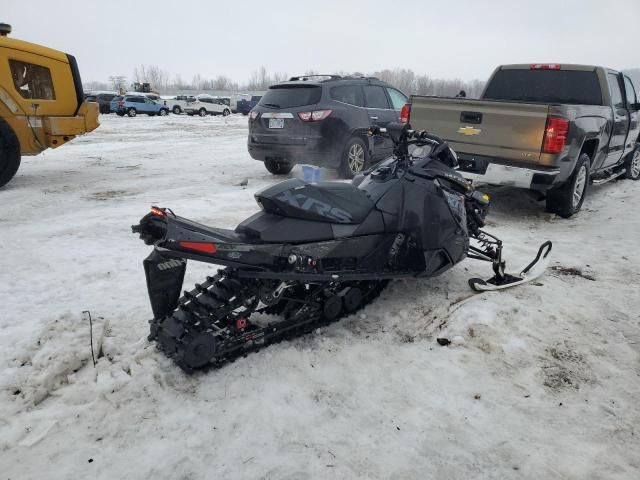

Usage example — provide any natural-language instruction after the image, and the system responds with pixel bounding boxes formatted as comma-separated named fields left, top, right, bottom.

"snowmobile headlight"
left=442, top=189, right=466, bottom=226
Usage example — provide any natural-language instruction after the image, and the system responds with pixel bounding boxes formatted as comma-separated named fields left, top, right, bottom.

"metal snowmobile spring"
left=132, top=123, right=552, bottom=371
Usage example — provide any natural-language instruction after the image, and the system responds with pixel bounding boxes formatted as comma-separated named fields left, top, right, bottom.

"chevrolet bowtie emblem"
left=457, top=126, right=482, bottom=136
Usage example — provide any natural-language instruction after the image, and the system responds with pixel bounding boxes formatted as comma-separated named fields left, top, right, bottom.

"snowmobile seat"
left=255, top=179, right=374, bottom=224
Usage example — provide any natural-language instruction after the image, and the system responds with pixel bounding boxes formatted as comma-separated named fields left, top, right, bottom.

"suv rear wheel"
left=222, top=108, right=231, bottom=116
left=0, top=120, right=21, bottom=188
left=127, top=108, right=137, bottom=117
left=545, top=153, right=590, bottom=218
left=198, top=108, right=207, bottom=117
left=340, top=137, right=368, bottom=178
left=173, top=106, right=181, bottom=115
left=264, top=158, right=293, bottom=175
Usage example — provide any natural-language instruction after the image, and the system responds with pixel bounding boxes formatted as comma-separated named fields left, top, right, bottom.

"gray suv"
left=248, top=75, right=408, bottom=177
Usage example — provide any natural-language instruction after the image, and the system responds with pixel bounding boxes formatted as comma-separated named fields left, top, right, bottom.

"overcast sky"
left=4, top=0, right=639, bottom=84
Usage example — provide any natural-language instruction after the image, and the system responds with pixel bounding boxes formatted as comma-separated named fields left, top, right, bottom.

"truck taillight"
left=542, top=116, right=569, bottom=154
left=400, top=103, right=411, bottom=124
left=298, top=110, right=332, bottom=122
left=530, top=63, right=561, bottom=70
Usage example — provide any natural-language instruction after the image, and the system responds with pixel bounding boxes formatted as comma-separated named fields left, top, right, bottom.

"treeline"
left=85, top=65, right=486, bottom=97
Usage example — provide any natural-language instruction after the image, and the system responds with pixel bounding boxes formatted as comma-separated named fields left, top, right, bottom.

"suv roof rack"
left=342, top=75, right=380, bottom=81
left=288, top=75, right=343, bottom=82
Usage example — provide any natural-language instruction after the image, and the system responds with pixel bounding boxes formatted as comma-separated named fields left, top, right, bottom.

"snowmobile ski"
left=468, top=241, right=552, bottom=292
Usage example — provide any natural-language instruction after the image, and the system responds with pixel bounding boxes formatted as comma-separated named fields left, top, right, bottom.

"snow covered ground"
left=1, top=114, right=639, bottom=479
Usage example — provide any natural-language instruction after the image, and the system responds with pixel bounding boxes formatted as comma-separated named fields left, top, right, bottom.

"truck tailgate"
left=409, top=96, right=551, bottom=165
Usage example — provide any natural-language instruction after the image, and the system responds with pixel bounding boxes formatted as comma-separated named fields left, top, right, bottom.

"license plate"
left=268, top=118, right=285, bottom=129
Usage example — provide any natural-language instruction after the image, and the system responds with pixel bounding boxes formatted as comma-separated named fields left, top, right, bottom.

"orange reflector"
left=150, top=207, right=166, bottom=217
left=178, top=241, right=217, bottom=254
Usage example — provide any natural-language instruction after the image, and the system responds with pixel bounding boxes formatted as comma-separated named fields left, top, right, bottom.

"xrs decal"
left=276, top=190, right=353, bottom=223
left=157, top=259, right=186, bottom=271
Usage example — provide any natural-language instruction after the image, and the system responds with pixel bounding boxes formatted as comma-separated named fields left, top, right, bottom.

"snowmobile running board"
left=468, top=241, right=553, bottom=292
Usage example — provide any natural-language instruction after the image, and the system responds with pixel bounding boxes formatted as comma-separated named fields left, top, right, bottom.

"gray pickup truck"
left=407, top=64, right=640, bottom=217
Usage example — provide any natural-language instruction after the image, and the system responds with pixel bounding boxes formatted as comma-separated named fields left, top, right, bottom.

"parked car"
left=184, top=95, right=231, bottom=116
left=110, top=95, right=170, bottom=117
left=248, top=75, right=408, bottom=177
left=161, top=95, right=197, bottom=114
left=237, top=95, right=262, bottom=115
left=94, top=92, right=118, bottom=114
left=124, top=91, right=161, bottom=102
left=407, top=64, right=640, bottom=217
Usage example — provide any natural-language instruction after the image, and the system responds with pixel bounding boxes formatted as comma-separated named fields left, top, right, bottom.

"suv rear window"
left=483, top=69, right=603, bottom=105
left=259, top=86, right=321, bottom=109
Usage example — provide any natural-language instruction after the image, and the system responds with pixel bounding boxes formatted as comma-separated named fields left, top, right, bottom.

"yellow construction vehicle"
left=0, top=23, right=99, bottom=187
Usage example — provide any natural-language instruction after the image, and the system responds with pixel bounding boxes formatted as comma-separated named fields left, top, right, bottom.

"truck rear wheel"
left=0, top=120, right=21, bottom=188
left=624, top=148, right=640, bottom=180
left=545, top=153, right=590, bottom=218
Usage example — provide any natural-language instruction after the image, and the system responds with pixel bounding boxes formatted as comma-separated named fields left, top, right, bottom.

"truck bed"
left=409, top=96, right=551, bottom=166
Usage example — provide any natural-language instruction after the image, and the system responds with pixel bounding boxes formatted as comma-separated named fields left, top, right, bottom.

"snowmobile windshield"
left=259, top=86, right=321, bottom=109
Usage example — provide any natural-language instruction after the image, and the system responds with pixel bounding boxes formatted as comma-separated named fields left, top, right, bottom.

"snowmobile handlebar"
left=367, top=123, right=445, bottom=146
left=368, top=123, right=457, bottom=168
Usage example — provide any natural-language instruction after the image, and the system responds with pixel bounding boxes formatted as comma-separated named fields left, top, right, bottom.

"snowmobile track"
left=149, top=269, right=388, bottom=372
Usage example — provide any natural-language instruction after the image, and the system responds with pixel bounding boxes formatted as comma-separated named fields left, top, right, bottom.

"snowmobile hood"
left=254, top=179, right=374, bottom=224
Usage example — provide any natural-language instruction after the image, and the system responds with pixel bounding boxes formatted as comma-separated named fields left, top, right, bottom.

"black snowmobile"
left=132, top=123, right=552, bottom=371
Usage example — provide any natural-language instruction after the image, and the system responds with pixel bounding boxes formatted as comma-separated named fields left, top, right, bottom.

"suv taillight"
left=249, top=111, right=259, bottom=120
left=542, top=116, right=569, bottom=154
left=298, top=110, right=332, bottom=122
left=400, top=103, right=411, bottom=124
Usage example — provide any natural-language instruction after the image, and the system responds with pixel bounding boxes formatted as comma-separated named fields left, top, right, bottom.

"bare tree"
left=414, top=75, right=433, bottom=95
left=84, top=80, right=109, bottom=91
left=108, top=75, right=126, bottom=92
left=172, top=74, right=191, bottom=90
left=132, top=64, right=169, bottom=91
left=96, top=65, right=485, bottom=96
left=212, top=75, right=236, bottom=90
left=192, top=73, right=203, bottom=90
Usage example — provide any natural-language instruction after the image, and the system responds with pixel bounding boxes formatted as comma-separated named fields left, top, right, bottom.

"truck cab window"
left=623, top=76, right=637, bottom=106
left=607, top=73, right=624, bottom=109
left=9, top=60, right=56, bottom=100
